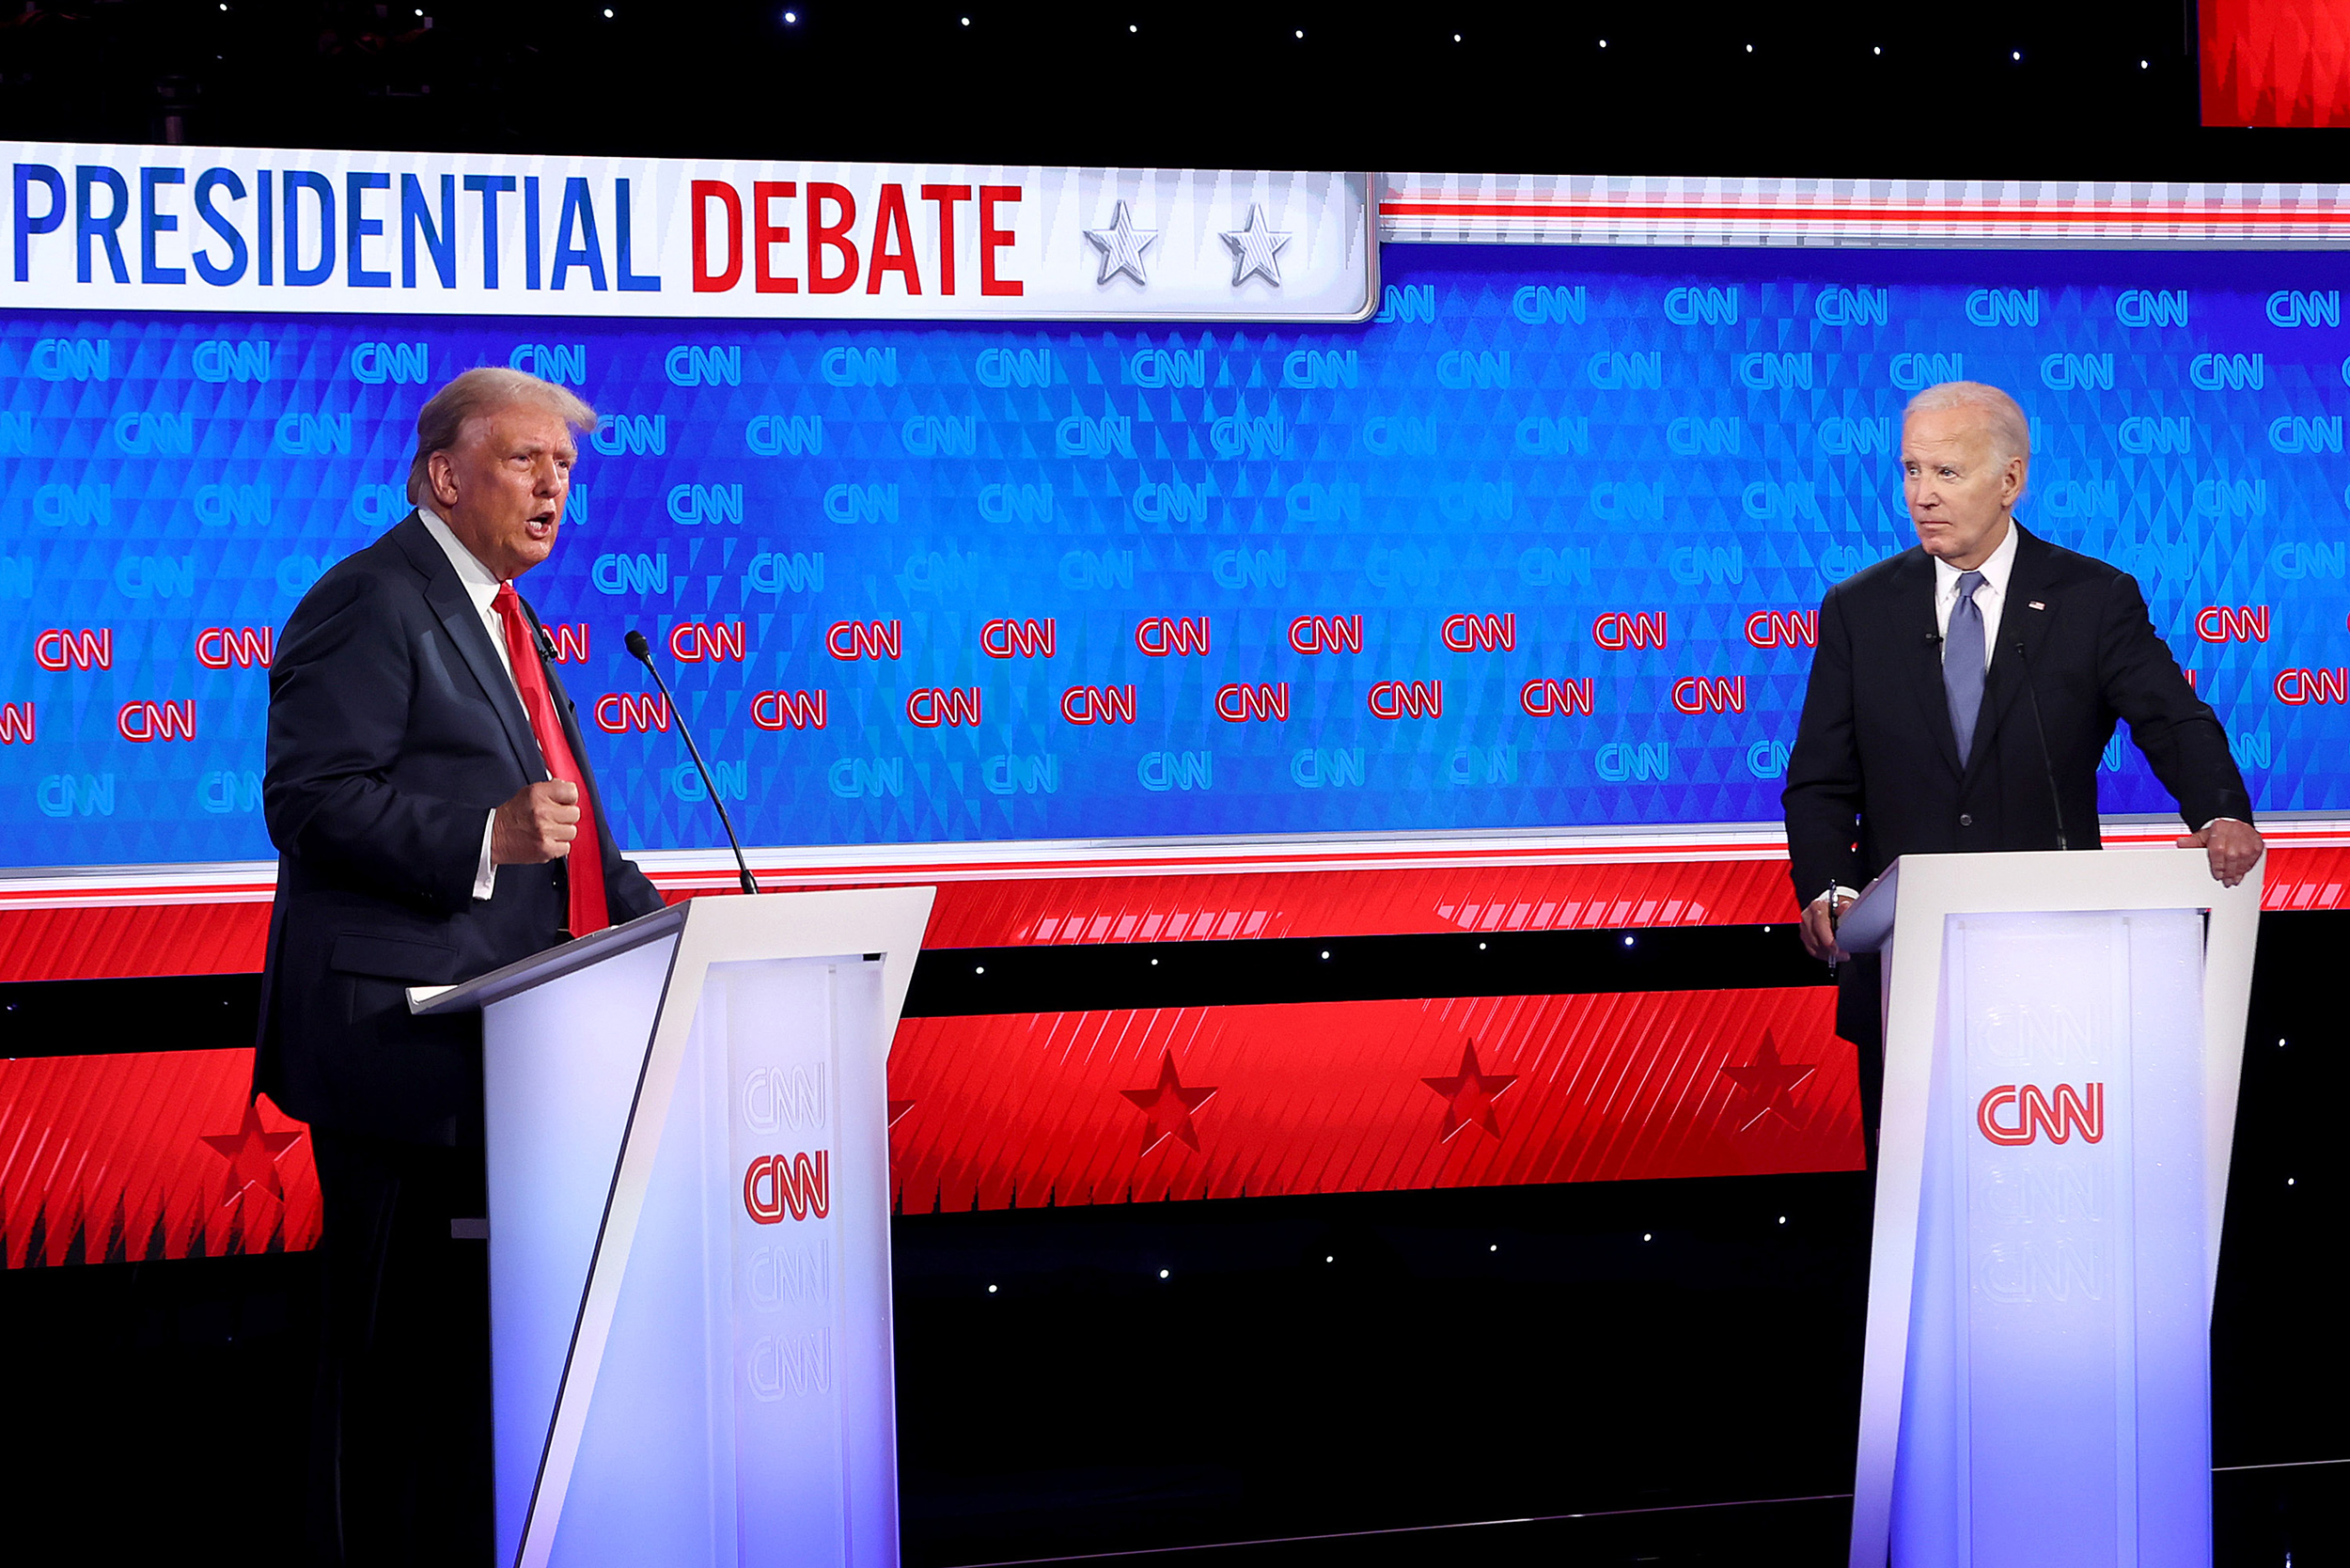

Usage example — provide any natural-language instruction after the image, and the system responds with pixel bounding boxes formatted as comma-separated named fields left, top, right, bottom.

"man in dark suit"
left=257, top=367, right=666, bottom=1564
left=1783, top=381, right=2262, bottom=1132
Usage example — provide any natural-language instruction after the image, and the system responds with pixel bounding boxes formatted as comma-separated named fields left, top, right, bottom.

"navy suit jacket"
left=255, top=512, right=663, bottom=1142
left=1782, top=525, right=2252, bottom=1038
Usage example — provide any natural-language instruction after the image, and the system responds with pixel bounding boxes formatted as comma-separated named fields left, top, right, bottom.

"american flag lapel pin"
left=2029, top=601, right=2046, bottom=610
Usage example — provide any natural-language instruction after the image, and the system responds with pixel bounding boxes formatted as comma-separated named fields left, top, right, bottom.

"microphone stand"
left=2014, top=638, right=2070, bottom=852
left=624, top=629, right=761, bottom=895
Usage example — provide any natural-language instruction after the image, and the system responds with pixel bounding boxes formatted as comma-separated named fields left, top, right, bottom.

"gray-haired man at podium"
left=1781, top=381, right=2261, bottom=1138
left=256, top=368, right=664, bottom=1564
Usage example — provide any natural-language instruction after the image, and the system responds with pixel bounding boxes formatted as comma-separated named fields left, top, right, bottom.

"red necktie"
left=493, top=583, right=608, bottom=936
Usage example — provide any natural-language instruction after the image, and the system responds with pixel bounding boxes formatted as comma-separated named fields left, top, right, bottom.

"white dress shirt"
left=417, top=507, right=546, bottom=899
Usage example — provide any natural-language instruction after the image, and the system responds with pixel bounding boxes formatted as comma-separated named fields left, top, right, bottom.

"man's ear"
left=427, top=449, right=460, bottom=510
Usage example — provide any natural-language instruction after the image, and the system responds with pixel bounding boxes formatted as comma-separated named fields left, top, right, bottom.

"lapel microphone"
left=2013, top=637, right=2069, bottom=852
left=624, top=629, right=761, bottom=895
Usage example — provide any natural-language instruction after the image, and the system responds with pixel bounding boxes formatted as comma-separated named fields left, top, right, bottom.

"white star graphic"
left=1085, top=200, right=1157, bottom=287
left=1220, top=204, right=1291, bottom=288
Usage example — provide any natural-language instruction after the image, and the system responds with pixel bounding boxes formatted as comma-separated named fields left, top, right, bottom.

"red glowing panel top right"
left=2202, top=0, right=2350, bottom=126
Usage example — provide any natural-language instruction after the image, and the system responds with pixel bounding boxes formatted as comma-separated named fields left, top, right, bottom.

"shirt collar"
left=1934, top=516, right=2020, bottom=597
left=417, top=505, right=506, bottom=609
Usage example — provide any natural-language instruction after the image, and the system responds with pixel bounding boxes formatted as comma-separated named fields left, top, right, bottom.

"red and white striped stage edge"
left=0, top=820, right=1801, bottom=913
left=1377, top=174, right=2350, bottom=248
left=4, top=818, right=2348, bottom=982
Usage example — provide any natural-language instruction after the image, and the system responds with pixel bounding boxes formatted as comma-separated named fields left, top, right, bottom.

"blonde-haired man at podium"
left=1782, top=380, right=2261, bottom=1137
left=256, top=368, right=664, bottom=1564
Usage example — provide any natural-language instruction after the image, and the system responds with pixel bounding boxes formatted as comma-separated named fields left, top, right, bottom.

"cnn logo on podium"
left=1976, top=1083, right=2106, bottom=1146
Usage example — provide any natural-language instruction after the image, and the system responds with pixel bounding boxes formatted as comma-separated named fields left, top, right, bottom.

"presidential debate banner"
left=3, top=143, right=1372, bottom=321
left=4, top=151, right=2350, bottom=870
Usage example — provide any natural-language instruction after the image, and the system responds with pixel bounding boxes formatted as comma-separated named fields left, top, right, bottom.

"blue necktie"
left=1946, top=569, right=1987, bottom=762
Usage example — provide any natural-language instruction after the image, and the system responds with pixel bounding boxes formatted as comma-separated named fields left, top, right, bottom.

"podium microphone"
left=2014, top=638, right=2069, bottom=853
left=624, top=629, right=760, bottom=895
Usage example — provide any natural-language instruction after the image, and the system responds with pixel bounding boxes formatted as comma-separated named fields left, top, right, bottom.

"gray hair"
left=406, top=367, right=599, bottom=505
left=1904, top=381, right=2031, bottom=464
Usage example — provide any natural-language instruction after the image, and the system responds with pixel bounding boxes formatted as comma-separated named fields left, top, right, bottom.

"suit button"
left=1959, top=813, right=1974, bottom=827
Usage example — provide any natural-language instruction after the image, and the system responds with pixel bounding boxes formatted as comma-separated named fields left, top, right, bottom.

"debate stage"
left=7, top=68, right=2350, bottom=1565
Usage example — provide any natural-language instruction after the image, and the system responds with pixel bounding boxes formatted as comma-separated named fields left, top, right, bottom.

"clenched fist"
left=493, top=778, right=581, bottom=864
left=2177, top=818, right=2264, bottom=888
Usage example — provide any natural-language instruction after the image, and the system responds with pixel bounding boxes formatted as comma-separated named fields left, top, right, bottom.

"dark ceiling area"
left=0, top=0, right=2341, bottom=181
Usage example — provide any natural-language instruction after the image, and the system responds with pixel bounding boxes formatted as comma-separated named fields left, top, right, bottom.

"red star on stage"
left=1421, top=1040, right=1518, bottom=1141
left=1120, top=1050, right=1217, bottom=1154
left=1717, top=1028, right=1816, bottom=1131
left=200, top=1100, right=304, bottom=1205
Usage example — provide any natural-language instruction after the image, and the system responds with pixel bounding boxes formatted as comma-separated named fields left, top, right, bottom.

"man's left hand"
left=2176, top=819, right=2264, bottom=887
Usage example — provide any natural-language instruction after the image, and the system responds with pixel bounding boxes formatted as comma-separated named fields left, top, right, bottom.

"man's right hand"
left=1800, top=895, right=1856, bottom=964
left=493, top=779, right=580, bottom=864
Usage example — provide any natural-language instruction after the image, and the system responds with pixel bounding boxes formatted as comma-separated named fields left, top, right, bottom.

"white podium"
left=412, top=888, right=935, bottom=1568
left=1836, top=850, right=2261, bottom=1568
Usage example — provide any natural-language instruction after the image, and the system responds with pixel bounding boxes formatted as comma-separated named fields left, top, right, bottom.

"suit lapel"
left=1962, top=525, right=2060, bottom=784
left=391, top=512, right=544, bottom=781
left=1896, top=550, right=1964, bottom=779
